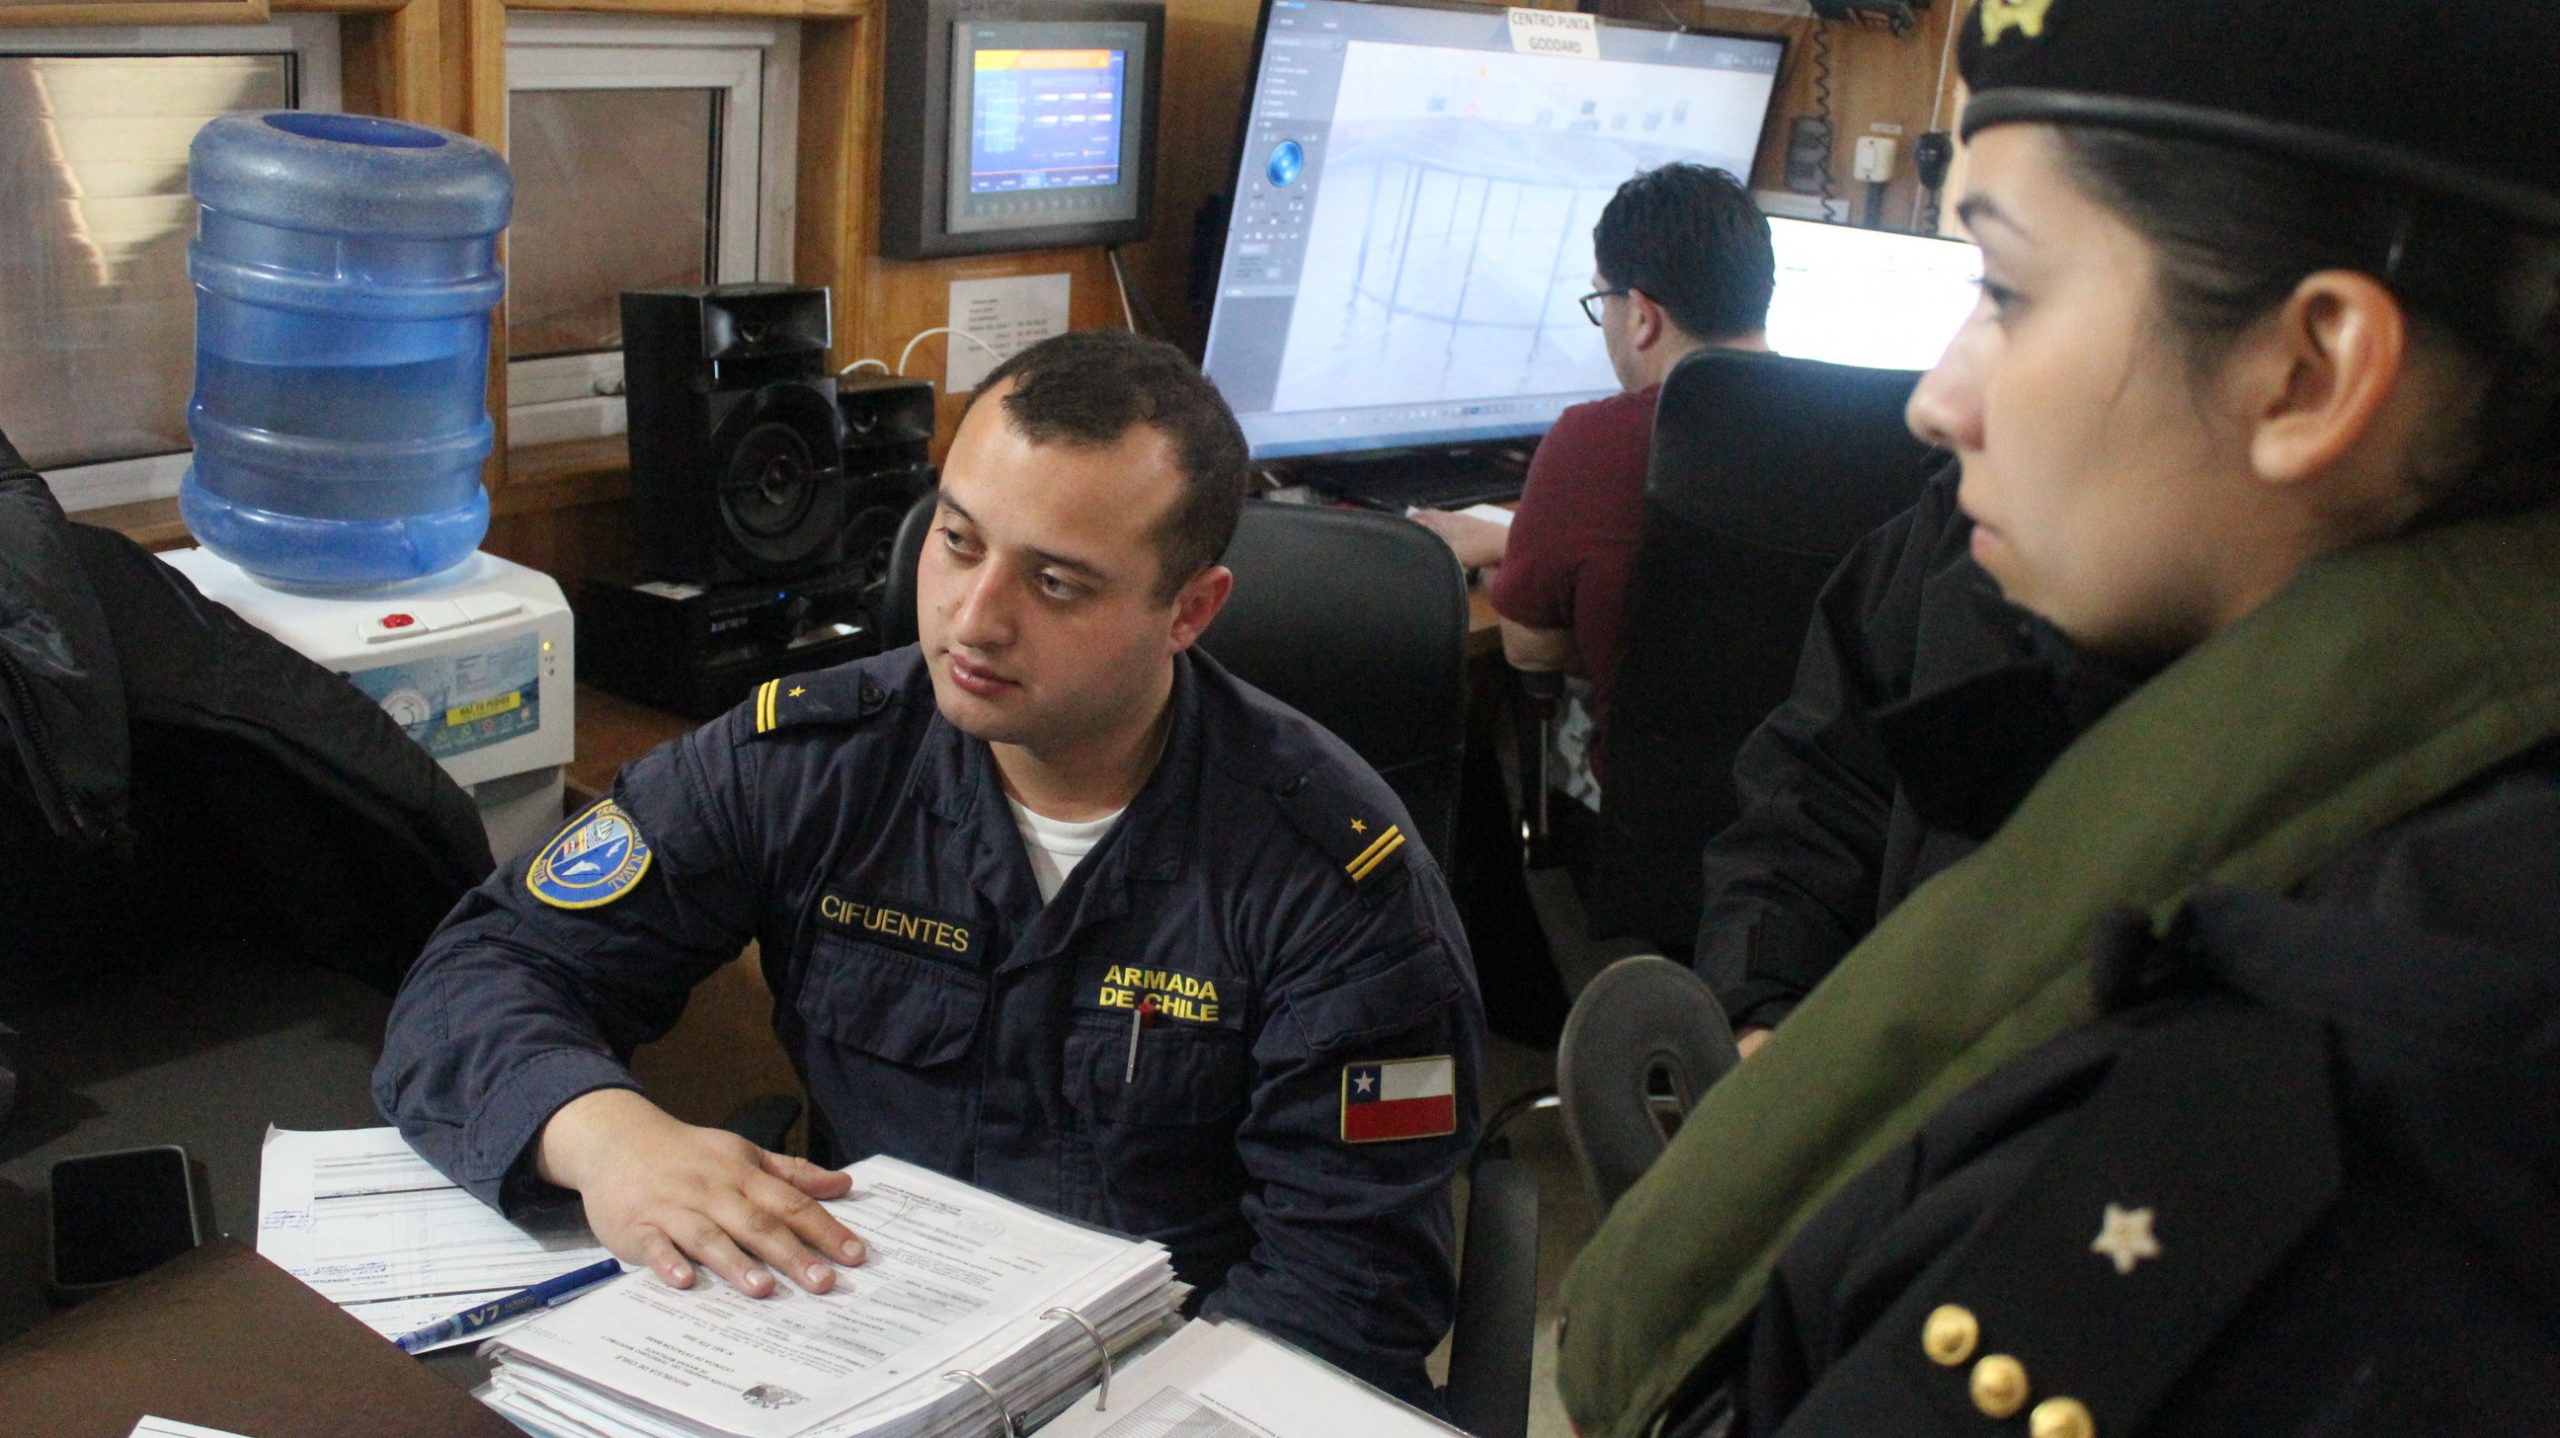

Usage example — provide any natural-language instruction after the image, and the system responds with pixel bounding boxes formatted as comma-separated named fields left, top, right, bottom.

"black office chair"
left=1198, top=507, right=1529, bottom=1434
left=875, top=488, right=936, bottom=653
left=1571, top=349, right=1940, bottom=954
left=882, top=493, right=1472, bottom=867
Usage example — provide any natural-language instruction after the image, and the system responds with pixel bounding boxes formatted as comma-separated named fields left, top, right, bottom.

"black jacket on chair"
left=0, top=427, right=492, bottom=1014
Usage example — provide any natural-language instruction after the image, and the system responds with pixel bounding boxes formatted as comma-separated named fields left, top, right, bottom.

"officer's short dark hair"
left=1591, top=163, right=1776, bottom=343
left=978, top=329, right=1251, bottom=603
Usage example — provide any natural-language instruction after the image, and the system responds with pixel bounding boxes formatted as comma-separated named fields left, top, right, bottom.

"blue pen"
left=391, top=1257, right=624, bottom=1354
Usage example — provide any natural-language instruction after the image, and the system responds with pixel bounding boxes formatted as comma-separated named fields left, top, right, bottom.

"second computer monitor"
left=1764, top=216, right=1982, bottom=373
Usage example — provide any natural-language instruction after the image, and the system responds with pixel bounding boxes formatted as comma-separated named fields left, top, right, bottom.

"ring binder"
left=1042, top=1305, right=1114, bottom=1411
left=943, top=1367, right=1019, bottom=1438
left=475, top=1156, right=1178, bottom=1438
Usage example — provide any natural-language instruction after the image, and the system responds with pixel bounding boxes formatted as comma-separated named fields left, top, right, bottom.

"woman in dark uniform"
left=1556, top=3, right=2560, bottom=1435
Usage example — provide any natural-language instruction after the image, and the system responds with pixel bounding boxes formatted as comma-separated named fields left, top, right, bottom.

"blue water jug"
left=180, top=111, right=511, bottom=590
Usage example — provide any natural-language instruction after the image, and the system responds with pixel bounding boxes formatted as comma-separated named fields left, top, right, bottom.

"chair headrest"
left=1646, top=349, right=1940, bottom=557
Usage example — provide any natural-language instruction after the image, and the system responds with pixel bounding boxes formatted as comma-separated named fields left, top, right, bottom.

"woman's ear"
left=2239, top=270, right=2408, bottom=488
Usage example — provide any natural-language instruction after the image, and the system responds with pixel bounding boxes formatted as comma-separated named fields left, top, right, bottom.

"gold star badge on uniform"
left=2090, top=1202, right=2161, bottom=1274
left=1350, top=818, right=1367, bottom=834
left=789, top=686, right=806, bottom=697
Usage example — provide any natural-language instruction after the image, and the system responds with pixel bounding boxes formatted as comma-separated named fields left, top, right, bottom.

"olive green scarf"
left=1557, top=502, right=2560, bottom=1438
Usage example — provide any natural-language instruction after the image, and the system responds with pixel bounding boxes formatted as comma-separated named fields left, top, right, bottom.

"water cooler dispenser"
left=166, top=111, right=574, bottom=864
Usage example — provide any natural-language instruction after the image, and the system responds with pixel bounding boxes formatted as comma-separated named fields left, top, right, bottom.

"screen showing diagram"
left=1201, top=0, right=1784, bottom=459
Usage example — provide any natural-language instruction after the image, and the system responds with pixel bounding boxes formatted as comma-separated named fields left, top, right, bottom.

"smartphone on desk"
left=48, top=1144, right=209, bottom=1304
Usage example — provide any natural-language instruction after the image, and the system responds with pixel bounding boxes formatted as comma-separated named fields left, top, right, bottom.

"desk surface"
left=0, top=957, right=393, bottom=1345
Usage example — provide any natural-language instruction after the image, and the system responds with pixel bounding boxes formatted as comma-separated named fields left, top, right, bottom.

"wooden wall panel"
left=796, top=15, right=864, bottom=368
left=336, top=1, right=445, bottom=124
left=836, top=9, right=1118, bottom=459
left=851, top=249, right=1123, bottom=460
left=482, top=489, right=632, bottom=587
left=1630, top=0, right=1967, bottom=230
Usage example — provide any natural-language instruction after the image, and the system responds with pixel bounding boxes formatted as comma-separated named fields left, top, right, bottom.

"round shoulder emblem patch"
left=527, top=799, right=654, bottom=910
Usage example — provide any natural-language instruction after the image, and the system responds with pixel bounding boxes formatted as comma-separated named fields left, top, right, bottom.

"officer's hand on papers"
left=534, top=1088, right=867, bottom=1298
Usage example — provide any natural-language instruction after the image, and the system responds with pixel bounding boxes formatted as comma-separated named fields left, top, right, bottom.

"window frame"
left=0, top=13, right=343, bottom=512
left=502, top=14, right=800, bottom=449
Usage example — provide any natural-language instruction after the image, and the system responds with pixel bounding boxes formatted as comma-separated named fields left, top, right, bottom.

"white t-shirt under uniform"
left=1005, top=795, right=1125, bottom=903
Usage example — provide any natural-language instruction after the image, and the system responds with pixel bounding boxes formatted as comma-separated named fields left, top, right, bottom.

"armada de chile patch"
left=1341, top=1056, right=1458, bottom=1143
left=527, top=799, right=653, bottom=910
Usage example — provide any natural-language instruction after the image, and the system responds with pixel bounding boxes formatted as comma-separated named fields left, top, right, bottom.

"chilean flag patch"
left=1341, top=1056, right=1459, bottom=1143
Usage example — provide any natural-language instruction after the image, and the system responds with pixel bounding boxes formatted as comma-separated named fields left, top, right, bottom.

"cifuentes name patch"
left=818, top=890, right=981, bottom=967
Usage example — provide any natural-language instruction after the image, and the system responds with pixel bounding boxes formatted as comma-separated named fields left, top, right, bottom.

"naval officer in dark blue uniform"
left=374, top=331, right=1486, bottom=1404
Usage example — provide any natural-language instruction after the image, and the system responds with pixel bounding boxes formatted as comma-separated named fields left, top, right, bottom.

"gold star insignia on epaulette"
left=1980, top=0, right=2054, bottom=45
left=789, top=686, right=806, bottom=697
left=1346, top=822, right=1404, bottom=880
left=1350, top=818, right=1367, bottom=834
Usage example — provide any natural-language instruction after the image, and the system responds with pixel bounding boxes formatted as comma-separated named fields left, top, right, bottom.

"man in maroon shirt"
left=1416, top=164, right=1774, bottom=798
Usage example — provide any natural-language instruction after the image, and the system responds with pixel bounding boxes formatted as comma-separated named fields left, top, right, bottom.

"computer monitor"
left=1201, top=0, right=1784, bottom=461
left=1764, top=216, right=1983, bottom=372
left=879, top=0, right=1162, bottom=260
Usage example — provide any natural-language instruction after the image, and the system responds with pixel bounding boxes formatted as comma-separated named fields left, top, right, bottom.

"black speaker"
left=623, top=284, right=847, bottom=584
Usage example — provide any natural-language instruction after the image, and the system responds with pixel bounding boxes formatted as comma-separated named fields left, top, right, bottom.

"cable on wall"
left=896, top=325, right=1006, bottom=378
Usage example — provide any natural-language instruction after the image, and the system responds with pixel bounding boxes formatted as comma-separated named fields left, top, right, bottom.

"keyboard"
left=1289, top=447, right=1531, bottom=512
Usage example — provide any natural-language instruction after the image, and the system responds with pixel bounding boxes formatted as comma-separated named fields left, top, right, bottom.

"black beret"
left=1958, top=0, right=2560, bottom=232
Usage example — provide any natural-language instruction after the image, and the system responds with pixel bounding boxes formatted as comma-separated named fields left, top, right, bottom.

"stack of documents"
left=1041, top=1318, right=1467, bottom=1438
left=256, top=1127, right=613, bottom=1351
left=482, top=1157, right=1183, bottom=1438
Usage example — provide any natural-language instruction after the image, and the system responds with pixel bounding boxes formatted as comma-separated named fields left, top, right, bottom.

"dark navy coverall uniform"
left=375, top=646, right=1486, bottom=1403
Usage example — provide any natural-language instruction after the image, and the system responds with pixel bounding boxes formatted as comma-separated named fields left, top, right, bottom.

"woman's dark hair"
left=2058, top=127, right=2560, bottom=520
left=979, top=329, right=1250, bottom=601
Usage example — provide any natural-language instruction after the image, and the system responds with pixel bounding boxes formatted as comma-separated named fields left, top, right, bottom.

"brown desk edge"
left=0, top=1238, right=517, bottom=1438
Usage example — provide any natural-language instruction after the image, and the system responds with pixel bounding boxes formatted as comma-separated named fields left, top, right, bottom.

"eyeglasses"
left=1578, top=287, right=1630, bottom=326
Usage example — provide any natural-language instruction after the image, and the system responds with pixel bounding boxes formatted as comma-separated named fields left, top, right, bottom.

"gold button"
left=2030, top=1396, right=2096, bottom=1438
left=1921, top=1304, right=1980, bottom=1366
left=1970, top=1353, right=2030, bottom=1419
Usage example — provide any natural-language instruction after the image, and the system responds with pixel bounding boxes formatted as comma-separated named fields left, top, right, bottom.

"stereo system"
left=580, top=284, right=937, bottom=717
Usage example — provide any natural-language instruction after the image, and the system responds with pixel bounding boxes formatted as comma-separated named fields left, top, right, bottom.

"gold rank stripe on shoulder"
left=755, top=678, right=782, bottom=734
left=1346, top=823, right=1405, bottom=880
